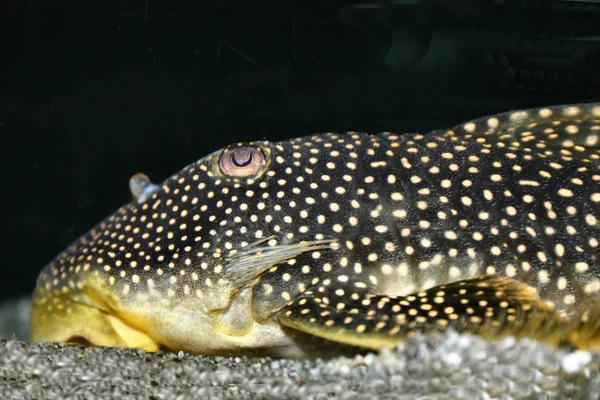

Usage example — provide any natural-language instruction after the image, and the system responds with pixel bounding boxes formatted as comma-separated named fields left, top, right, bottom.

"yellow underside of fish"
left=30, top=284, right=160, bottom=352
left=30, top=272, right=600, bottom=356
left=31, top=275, right=324, bottom=357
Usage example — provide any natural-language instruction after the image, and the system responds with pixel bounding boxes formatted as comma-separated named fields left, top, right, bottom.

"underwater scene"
left=3, top=0, right=600, bottom=398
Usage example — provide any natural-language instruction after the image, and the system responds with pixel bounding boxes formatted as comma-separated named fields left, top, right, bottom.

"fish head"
left=31, top=133, right=371, bottom=355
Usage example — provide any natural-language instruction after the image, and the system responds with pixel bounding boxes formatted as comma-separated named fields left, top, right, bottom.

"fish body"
left=31, top=103, right=600, bottom=357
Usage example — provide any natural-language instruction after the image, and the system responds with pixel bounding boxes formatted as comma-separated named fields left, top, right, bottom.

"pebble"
left=0, top=330, right=598, bottom=399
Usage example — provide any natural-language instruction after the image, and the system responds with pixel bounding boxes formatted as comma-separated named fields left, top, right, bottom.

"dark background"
left=2, top=0, right=600, bottom=302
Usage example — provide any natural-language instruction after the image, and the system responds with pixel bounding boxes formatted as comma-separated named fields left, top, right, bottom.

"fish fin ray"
left=277, top=274, right=568, bottom=350
left=223, top=239, right=338, bottom=289
left=564, top=295, right=600, bottom=350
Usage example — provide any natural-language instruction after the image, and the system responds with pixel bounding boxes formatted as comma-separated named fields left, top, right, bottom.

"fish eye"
left=218, top=145, right=267, bottom=178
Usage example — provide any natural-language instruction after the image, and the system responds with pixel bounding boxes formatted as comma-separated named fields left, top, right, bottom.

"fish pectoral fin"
left=223, top=238, right=338, bottom=289
left=276, top=274, right=567, bottom=350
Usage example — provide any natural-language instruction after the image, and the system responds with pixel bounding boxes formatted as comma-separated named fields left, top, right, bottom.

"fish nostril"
left=129, top=173, right=159, bottom=204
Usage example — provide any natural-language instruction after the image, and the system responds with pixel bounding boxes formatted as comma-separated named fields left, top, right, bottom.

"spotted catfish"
left=31, top=103, right=600, bottom=357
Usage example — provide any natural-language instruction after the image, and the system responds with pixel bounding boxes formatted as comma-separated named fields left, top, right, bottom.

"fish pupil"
left=232, top=152, right=252, bottom=167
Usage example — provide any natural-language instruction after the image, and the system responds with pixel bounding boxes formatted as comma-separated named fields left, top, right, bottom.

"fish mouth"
left=30, top=283, right=162, bottom=352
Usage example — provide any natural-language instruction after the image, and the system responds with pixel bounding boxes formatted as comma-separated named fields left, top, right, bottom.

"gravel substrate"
left=1, top=329, right=599, bottom=400
left=1, top=297, right=598, bottom=399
